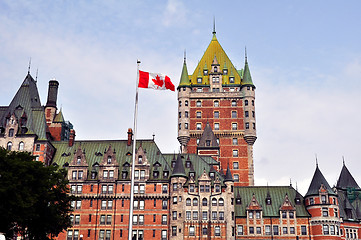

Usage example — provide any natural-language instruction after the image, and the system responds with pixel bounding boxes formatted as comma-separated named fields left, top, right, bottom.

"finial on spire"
left=342, top=156, right=345, bottom=166
left=28, top=57, right=32, bottom=74
left=245, top=46, right=248, bottom=63
left=315, top=154, right=318, bottom=167
left=212, top=16, right=216, bottom=34
left=290, top=178, right=292, bottom=187
left=296, top=182, right=298, bottom=191
left=184, top=49, right=186, bottom=63
left=152, top=133, right=155, bottom=141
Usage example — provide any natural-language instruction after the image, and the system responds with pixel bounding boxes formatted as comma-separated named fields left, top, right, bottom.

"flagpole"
left=128, top=59, right=141, bottom=240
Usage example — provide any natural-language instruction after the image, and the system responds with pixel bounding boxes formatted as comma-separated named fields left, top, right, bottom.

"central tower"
left=177, top=29, right=257, bottom=186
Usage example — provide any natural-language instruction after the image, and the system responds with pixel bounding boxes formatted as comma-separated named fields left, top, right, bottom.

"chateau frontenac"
left=1, top=29, right=360, bottom=240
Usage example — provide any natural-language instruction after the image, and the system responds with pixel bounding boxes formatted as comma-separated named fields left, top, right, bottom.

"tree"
left=0, top=147, right=74, bottom=240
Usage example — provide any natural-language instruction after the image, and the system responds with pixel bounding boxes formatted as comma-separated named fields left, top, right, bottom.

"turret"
left=177, top=56, right=191, bottom=152
left=241, top=55, right=257, bottom=146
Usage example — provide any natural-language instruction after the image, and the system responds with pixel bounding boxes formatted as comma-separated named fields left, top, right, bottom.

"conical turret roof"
left=242, top=58, right=254, bottom=86
left=336, top=163, right=360, bottom=189
left=178, top=58, right=190, bottom=88
left=171, top=154, right=187, bottom=178
left=224, top=164, right=233, bottom=182
left=305, top=165, right=335, bottom=196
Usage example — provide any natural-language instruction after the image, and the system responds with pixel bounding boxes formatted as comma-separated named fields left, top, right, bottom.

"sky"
left=1, top=0, right=361, bottom=195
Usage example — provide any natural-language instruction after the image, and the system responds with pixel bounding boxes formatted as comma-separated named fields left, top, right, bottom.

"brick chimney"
left=69, top=129, right=76, bottom=147
left=127, top=128, right=133, bottom=146
left=46, top=79, right=59, bottom=108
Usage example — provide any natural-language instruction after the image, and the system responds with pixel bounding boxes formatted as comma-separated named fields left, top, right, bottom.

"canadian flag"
left=138, top=70, right=175, bottom=91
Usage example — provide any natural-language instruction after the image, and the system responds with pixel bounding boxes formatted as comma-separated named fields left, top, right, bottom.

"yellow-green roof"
left=190, top=33, right=242, bottom=86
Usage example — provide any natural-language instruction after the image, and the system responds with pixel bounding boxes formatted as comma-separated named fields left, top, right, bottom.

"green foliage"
left=0, top=147, right=75, bottom=240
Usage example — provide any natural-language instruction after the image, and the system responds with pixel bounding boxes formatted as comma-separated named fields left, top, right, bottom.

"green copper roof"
left=234, top=186, right=310, bottom=217
left=190, top=33, right=241, bottom=86
left=242, top=59, right=254, bottom=86
left=178, top=59, right=190, bottom=88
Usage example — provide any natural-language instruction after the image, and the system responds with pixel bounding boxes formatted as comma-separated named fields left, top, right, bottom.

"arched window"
left=185, top=100, right=188, bottom=106
left=219, top=198, right=224, bottom=206
left=186, top=198, right=191, bottom=206
left=245, top=100, right=248, bottom=106
left=19, top=142, right=24, bottom=150
left=196, top=101, right=202, bottom=107
left=202, top=198, right=207, bottom=206
left=7, top=141, right=12, bottom=150
left=138, top=155, right=142, bottom=164
left=193, top=198, right=198, bottom=206
left=231, top=100, right=237, bottom=106
left=77, top=156, right=81, bottom=164
left=212, top=198, right=217, bottom=206
left=214, top=100, right=219, bottom=107
left=8, top=128, right=14, bottom=137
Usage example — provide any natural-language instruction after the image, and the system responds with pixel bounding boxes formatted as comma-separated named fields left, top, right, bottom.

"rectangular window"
left=105, top=230, right=111, bottom=240
left=108, top=185, right=113, bottom=194
left=219, top=211, right=224, bottom=220
left=139, top=215, right=144, bottom=225
left=233, top=162, right=239, bottom=169
left=265, top=225, right=271, bottom=235
left=139, top=200, right=144, bottom=210
left=200, top=185, right=204, bottom=192
left=301, top=226, right=307, bottom=235
left=172, top=226, right=177, bottom=236
left=245, top=111, right=249, bottom=117
left=172, top=211, right=177, bottom=220
left=249, top=227, right=254, bottom=234
left=283, top=227, right=288, bottom=234
left=214, top=111, right=219, bottom=118
left=72, top=171, right=77, bottom=180
left=103, top=170, right=108, bottom=179
left=233, top=150, right=238, bottom=157
left=233, top=138, right=238, bottom=145
left=77, top=185, right=82, bottom=194
left=256, top=227, right=261, bottom=234
left=162, top=184, right=168, bottom=194
left=323, top=207, right=328, bottom=217
left=76, top=200, right=81, bottom=209
left=237, top=225, right=243, bottom=235
left=232, top=111, right=237, bottom=118
left=109, top=170, right=114, bottom=179
left=215, top=226, right=220, bottom=236
left=193, top=211, right=198, bottom=220
left=134, top=170, right=139, bottom=180
left=273, top=226, right=279, bottom=235
left=196, top=111, right=201, bottom=118
left=100, top=215, right=105, bottom=224
left=212, top=211, right=217, bottom=220
left=214, top=123, right=219, bottom=130
left=189, top=226, right=195, bottom=236
left=245, top=122, right=249, bottom=129
left=290, top=227, right=295, bottom=234
left=196, top=123, right=201, bottom=130
left=232, top=123, right=237, bottom=130
left=162, top=215, right=167, bottom=225
left=202, top=211, right=207, bottom=220
left=140, top=170, right=145, bottom=180
left=139, top=184, right=145, bottom=194
left=323, top=225, right=329, bottom=235
left=106, top=215, right=112, bottom=225
left=186, top=211, right=191, bottom=220
left=107, top=200, right=112, bottom=209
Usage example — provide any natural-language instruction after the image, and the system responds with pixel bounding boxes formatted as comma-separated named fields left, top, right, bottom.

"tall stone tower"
left=177, top=29, right=257, bottom=186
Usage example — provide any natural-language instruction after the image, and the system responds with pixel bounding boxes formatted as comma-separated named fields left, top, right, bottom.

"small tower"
left=169, top=154, right=187, bottom=240
left=177, top=55, right=191, bottom=153
left=45, top=79, right=59, bottom=124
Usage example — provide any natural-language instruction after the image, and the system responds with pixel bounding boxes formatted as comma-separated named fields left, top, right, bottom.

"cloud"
left=162, top=0, right=187, bottom=27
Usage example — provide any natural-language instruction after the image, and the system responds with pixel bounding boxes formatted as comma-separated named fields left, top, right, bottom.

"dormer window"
left=236, top=197, right=242, bottom=205
left=229, top=77, right=234, bottom=83
left=77, top=156, right=81, bottom=164
left=223, top=69, right=228, bottom=75
left=214, top=66, right=218, bottom=72
left=91, top=172, right=96, bottom=179
left=163, top=171, right=168, bottom=178
left=215, top=184, right=220, bottom=192
left=209, top=172, right=215, bottom=178
left=138, top=155, right=143, bottom=164
left=203, top=70, right=208, bottom=75
left=266, top=198, right=272, bottom=205
left=171, top=161, right=176, bottom=168
left=122, top=172, right=128, bottom=179
left=107, top=156, right=112, bottom=164
left=186, top=161, right=191, bottom=168
left=197, top=77, right=202, bottom=83
left=153, top=171, right=159, bottom=178
left=206, top=140, right=211, bottom=146
left=189, top=172, right=195, bottom=178
left=8, top=128, right=14, bottom=137
left=189, top=185, right=194, bottom=192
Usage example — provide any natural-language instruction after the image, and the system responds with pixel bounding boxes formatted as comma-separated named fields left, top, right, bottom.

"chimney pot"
left=127, top=128, right=133, bottom=146
left=69, top=129, right=76, bottom=147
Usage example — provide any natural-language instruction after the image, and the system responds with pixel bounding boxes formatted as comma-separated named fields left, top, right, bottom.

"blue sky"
left=1, top=0, right=361, bottom=194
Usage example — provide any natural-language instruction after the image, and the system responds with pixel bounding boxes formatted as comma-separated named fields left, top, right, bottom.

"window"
left=234, top=174, right=239, bottom=182
left=7, top=142, right=12, bottom=150
left=139, top=215, right=144, bottom=225
left=134, top=171, right=139, bottom=180
left=109, top=170, right=114, bottom=179
left=186, top=211, right=191, bottom=220
left=107, top=200, right=113, bottom=209
left=139, top=184, right=145, bottom=194
left=185, top=100, right=188, bottom=106
left=140, top=170, right=145, bottom=180
left=162, top=184, right=168, bottom=193
left=256, top=211, right=261, bottom=219
left=256, top=227, right=261, bottom=234
left=309, top=198, right=314, bottom=205
left=252, top=100, right=254, bottom=106
left=232, top=138, right=238, bottom=145
left=283, top=227, right=288, bottom=234
left=161, top=230, right=167, bottom=240
left=219, top=212, right=224, bottom=220
left=215, top=226, right=220, bottom=236
left=237, top=225, right=243, bottom=235
left=103, top=170, right=108, bottom=179
left=202, top=211, right=207, bottom=220
left=197, top=77, right=202, bottom=83
left=106, top=215, right=112, bottom=225
left=202, top=198, right=207, bottom=206
left=185, top=111, right=189, bottom=118
left=214, top=100, right=219, bottom=107
left=231, top=100, right=237, bottom=106
left=265, top=225, right=271, bottom=235
left=186, top=198, right=191, bottom=206
left=323, top=225, right=329, bottom=235
left=212, top=211, right=217, bottom=220
left=249, top=227, right=254, bottom=234
left=193, top=211, right=198, bottom=220
left=321, top=195, right=327, bottom=204
left=248, top=211, right=253, bottom=219
left=19, top=142, right=24, bottom=150
left=233, top=162, right=239, bottom=169
left=172, top=226, right=177, bottom=236
left=233, top=150, right=238, bottom=157
left=67, top=230, right=73, bottom=240
left=138, top=155, right=143, bottom=164
left=282, top=211, right=287, bottom=218
left=290, top=227, right=295, bottom=234
left=252, top=111, right=255, bottom=118
left=273, top=226, right=279, bottom=235
left=232, top=123, right=237, bottom=130
left=289, top=211, right=294, bottom=218
left=253, top=123, right=256, bottom=129
left=179, top=112, right=181, bottom=118
left=196, top=111, right=201, bottom=118
left=196, top=123, right=201, bottom=130
left=139, top=200, right=144, bottom=210
left=203, top=227, right=208, bottom=235
left=245, top=100, right=248, bottom=106
left=245, top=122, right=249, bottom=129
left=179, top=101, right=182, bottom=107
left=178, top=123, right=181, bottom=130
left=193, top=198, right=198, bottom=206
left=245, top=111, right=249, bottom=117
left=214, top=111, right=219, bottom=118
left=101, top=200, right=106, bottom=209
left=189, top=226, right=195, bottom=236
left=8, top=128, right=14, bottom=137
left=162, top=215, right=167, bottom=225
left=229, top=77, right=234, bottom=83
left=232, top=111, right=237, bottom=118
left=301, top=226, right=307, bottom=235
left=100, top=215, right=106, bottom=224
left=219, top=198, right=224, bottom=206
left=322, top=207, right=328, bottom=217
left=196, top=101, right=201, bottom=107
left=334, top=208, right=338, bottom=217
left=78, top=171, right=83, bottom=179
left=107, top=156, right=112, bottom=164
left=215, top=185, right=220, bottom=192
left=330, top=225, right=335, bottom=235
left=74, top=215, right=80, bottom=224
left=162, top=200, right=167, bottom=209
left=214, top=123, right=219, bottom=130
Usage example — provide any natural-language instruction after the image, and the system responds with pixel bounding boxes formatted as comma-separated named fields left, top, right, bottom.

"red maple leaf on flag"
left=152, top=75, right=164, bottom=88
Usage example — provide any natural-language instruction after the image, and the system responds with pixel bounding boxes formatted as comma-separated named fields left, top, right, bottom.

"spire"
left=178, top=53, right=190, bottom=88
left=171, top=154, right=187, bottom=178
left=336, top=162, right=360, bottom=189
left=242, top=50, right=254, bottom=86
left=213, top=16, right=216, bottom=35
left=305, top=164, right=335, bottom=197
left=245, top=46, right=247, bottom=63
left=197, top=121, right=219, bottom=148
left=224, top=164, right=233, bottom=182
left=28, top=57, right=31, bottom=74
